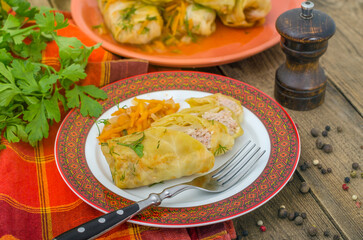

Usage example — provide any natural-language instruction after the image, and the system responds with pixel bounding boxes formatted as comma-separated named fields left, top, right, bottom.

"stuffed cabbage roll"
left=186, top=93, right=244, bottom=123
left=179, top=104, right=243, bottom=138
left=100, top=0, right=164, bottom=44
left=184, top=3, right=216, bottom=36
left=164, top=1, right=216, bottom=37
left=218, top=0, right=271, bottom=27
left=193, top=0, right=236, bottom=14
left=151, top=113, right=234, bottom=155
left=102, top=127, right=214, bottom=188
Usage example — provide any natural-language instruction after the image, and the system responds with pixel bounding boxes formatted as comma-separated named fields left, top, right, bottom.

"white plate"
left=85, top=90, right=271, bottom=208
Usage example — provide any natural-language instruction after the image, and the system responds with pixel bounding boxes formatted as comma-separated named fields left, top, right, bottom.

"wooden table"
left=29, top=0, right=363, bottom=239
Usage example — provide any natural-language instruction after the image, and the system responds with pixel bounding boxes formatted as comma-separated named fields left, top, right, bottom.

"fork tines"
left=213, top=141, right=266, bottom=189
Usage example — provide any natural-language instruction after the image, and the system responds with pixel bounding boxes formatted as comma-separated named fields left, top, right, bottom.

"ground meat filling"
left=202, top=110, right=238, bottom=135
left=184, top=128, right=212, bottom=149
left=217, top=96, right=242, bottom=117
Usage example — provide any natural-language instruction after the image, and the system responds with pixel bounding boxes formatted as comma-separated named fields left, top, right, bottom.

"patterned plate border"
left=55, top=71, right=300, bottom=227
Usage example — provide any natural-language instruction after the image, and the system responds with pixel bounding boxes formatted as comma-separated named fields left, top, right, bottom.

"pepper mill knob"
left=274, top=1, right=335, bottom=110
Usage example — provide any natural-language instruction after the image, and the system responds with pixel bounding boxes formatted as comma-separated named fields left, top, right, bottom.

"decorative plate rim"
left=55, top=71, right=300, bottom=227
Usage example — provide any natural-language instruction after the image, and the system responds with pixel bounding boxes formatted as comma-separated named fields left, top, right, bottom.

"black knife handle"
left=53, top=203, right=139, bottom=240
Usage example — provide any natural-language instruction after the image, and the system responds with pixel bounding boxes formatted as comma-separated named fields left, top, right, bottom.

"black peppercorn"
left=288, top=212, right=295, bottom=221
left=294, top=216, right=303, bottom=225
left=310, top=128, right=319, bottom=137
left=307, top=226, right=317, bottom=236
left=323, top=230, right=330, bottom=237
left=327, top=167, right=332, bottom=173
left=300, top=212, right=307, bottom=219
left=316, top=138, right=324, bottom=149
left=352, top=162, right=359, bottom=170
left=325, top=125, right=331, bottom=131
left=300, top=164, right=307, bottom=171
left=322, top=130, right=328, bottom=137
left=278, top=208, right=288, bottom=219
left=300, top=182, right=310, bottom=194
left=321, top=168, right=327, bottom=174
left=333, top=235, right=340, bottom=240
left=344, top=177, right=350, bottom=183
left=317, top=163, right=323, bottom=169
left=323, top=144, right=333, bottom=153
left=241, top=230, right=248, bottom=236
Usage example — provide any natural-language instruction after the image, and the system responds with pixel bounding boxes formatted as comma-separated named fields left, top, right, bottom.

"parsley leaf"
left=66, top=85, right=106, bottom=117
left=59, top=63, right=87, bottom=82
left=23, top=100, right=49, bottom=145
left=117, top=132, right=145, bottom=158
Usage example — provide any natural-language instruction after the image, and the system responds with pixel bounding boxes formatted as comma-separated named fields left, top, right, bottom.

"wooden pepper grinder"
left=274, top=1, right=335, bottom=110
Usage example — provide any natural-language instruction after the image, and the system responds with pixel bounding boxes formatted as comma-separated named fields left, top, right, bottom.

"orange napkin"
left=0, top=13, right=236, bottom=240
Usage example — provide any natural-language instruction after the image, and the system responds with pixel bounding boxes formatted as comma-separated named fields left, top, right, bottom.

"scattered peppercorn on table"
left=3, top=0, right=362, bottom=239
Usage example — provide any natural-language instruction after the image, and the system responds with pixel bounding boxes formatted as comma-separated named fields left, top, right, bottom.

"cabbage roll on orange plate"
left=98, top=0, right=164, bottom=44
left=218, top=0, right=272, bottom=27
left=163, top=1, right=217, bottom=39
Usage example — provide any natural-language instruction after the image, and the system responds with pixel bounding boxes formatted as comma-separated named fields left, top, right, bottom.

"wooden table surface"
left=28, top=0, right=363, bottom=239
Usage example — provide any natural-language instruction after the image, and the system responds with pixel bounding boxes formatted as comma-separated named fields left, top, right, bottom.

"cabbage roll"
left=102, top=127, right=214, bottom=188
left=151, top=113, right=234, bottom=155
left=186, top=93, right=244, bottom=123
left=218, top=0, right=271, bottom=27
left=100, top=0, right=164, bottom=44
left=163, top=1, right=216, bottom=38
left=193, top=0, right=236, bottom=14
left=184, top=3, right=216, bottom=36
left=179, top=104, right=243, bottom=138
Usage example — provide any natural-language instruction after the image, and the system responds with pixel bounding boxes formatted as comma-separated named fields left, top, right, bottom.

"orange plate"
left=71, top=0, right=303, bottom=67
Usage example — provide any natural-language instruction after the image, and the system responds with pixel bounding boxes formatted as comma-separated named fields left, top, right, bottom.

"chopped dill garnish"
left=92, top=24, right=102, bottom=29
left=214, top=144, right=228, bottom=156
left=120, top=171, right=126, bottom=181
left=156, top=140, right=160, bottom=149
left=122, top=129, right=128, bottom=136
left=96, top=119, right=110, bottom=136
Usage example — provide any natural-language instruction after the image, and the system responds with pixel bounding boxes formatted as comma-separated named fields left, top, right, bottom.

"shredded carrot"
left=97, top=98, right=180, bottom=143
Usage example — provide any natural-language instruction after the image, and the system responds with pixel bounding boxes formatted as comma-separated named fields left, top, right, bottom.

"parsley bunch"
left=0, top=0, right=107, bottom=149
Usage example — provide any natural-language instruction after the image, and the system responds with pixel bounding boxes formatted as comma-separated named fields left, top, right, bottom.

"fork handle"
left=53, top=195, right=159, bottom=240
left=53, top=185, right=190, bottom=240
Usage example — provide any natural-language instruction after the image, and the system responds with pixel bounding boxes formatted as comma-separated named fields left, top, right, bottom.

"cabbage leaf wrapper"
left=98, top=0, right=164, bottom=44
left=218, top=0, right=271, bottom=27
left=179, top=104, right=243, bottom=138
left=193, top=0, right=236, bottom=15
left=186, top=93, right=244, bottom=123
left=163, top=1, right=217, bottom=38
left=151, top=113, right=235, bottom=156
left=101, top=127, right=214, bottom=189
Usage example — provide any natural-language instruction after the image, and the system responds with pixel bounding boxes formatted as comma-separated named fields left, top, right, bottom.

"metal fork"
left=54, top=141, right=265, bottom=240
